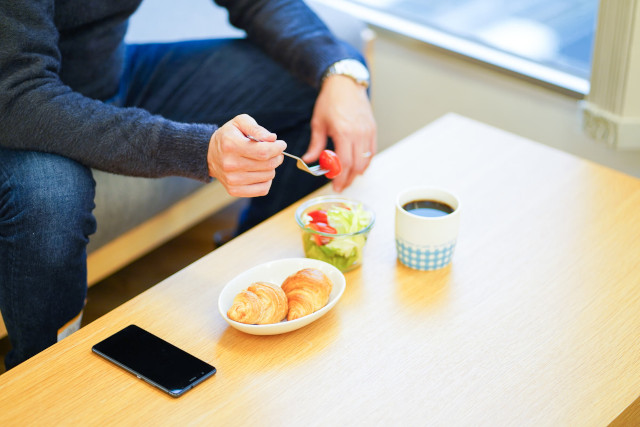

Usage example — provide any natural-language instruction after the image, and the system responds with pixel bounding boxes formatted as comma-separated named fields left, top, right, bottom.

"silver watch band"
left=321, top=59, right=370, bottom=88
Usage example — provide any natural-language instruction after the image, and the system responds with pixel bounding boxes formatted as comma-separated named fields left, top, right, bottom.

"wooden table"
left=1, top=114, right=639, bottom=425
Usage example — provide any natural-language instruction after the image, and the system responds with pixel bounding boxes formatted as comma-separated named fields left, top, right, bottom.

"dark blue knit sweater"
left=0, top=0, right=356, bottom=181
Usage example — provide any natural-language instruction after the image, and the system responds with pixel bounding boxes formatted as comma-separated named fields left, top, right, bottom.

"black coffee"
left=402, top=199, right=454, bottom=218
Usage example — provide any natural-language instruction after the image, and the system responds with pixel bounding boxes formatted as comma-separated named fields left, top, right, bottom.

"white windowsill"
left=313, top=0, right=590, bottom=98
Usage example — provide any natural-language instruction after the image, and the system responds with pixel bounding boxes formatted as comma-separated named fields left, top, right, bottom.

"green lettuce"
left=302, top=203, right=372, bottom=271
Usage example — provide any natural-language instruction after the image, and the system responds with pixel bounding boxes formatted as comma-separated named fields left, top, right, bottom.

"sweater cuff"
left=311, top=41, right=366, bottom=89
left=156, top=121, right=217, bottom=183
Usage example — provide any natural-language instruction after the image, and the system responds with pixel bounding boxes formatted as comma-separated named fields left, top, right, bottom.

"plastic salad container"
left=295, top=196, right=375, bottom=272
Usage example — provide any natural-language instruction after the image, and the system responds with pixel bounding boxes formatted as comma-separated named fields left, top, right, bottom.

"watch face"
left=335, top=60, right=370, bottom=87
left=322, top=59, right=370, bottom=88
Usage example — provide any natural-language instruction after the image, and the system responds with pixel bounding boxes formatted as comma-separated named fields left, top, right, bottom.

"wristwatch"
left=321, top=59, right=370, bottom=89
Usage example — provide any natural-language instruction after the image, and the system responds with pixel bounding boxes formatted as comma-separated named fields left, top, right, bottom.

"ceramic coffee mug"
left=395, top=187, right=461, bottom=270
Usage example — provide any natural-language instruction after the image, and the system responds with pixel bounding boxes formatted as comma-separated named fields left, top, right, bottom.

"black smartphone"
left=92, top=324, right=216, bottom=397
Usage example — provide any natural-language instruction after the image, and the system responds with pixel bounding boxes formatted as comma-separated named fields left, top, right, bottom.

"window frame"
left=312, top=0, right=591, bottom=98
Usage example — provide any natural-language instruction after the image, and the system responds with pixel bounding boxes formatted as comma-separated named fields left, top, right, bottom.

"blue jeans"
left=0, top=38, right=328, bottom=369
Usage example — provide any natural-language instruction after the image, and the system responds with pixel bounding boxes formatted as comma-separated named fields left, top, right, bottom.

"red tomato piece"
left=319, top=150, right=342, bottom=179
left=308, top=222, right=337, bottom=245
left=312, top=222, right=337, bottom=234
left=307, top=209, right=328, bottom=224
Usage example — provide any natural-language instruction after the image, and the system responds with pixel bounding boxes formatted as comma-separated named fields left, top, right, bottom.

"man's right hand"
left=207, top=114, right=286, bottom=197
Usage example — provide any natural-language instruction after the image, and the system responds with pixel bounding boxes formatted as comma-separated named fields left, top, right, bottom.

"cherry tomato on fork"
left=319, top=150, right=342, bottom=179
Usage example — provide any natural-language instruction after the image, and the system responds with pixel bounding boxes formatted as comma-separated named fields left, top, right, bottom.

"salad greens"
left=301, top=203, right=372, bottom=272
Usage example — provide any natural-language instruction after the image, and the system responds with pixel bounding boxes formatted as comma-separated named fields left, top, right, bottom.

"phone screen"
left=92, top=324, right=216, bottom=397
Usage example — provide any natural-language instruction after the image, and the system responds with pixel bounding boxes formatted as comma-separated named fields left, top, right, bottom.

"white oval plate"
left=218, top=258, right=346, bottom=335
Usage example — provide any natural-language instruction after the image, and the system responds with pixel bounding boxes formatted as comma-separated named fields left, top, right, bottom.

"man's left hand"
left=302, top=75, right=377, bottom=192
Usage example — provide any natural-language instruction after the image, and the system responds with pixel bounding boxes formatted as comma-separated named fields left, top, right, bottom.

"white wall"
left=370, top=29, right=640, bottom=178
left=127, top=0, right=366, bottom=50
left=126, top=0, right=242, bottom=42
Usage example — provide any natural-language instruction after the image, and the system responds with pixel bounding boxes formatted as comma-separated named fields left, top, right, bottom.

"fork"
left=246, top=135, right=329, bottom=176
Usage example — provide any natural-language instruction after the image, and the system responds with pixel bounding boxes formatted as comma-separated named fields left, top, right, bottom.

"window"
left=325, top=0, right=599, bottom=95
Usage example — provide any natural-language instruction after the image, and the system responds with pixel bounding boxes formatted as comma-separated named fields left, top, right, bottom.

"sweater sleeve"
left=214, top=0, right=365, bottom=88
left=0, top=0, right=215, bottom=181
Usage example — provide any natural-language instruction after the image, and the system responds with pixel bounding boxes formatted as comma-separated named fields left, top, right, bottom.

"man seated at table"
left=0, top=0, right=376, bottom=370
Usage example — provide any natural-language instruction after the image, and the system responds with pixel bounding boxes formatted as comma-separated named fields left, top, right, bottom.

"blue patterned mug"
left=395, top=187, right=461, bottom=270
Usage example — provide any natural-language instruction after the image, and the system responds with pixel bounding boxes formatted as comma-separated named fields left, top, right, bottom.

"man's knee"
left=0, top=150, right=97, bottom=262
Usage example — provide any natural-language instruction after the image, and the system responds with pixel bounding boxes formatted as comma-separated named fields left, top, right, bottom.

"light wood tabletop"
left=1, top=114, right=639, bottom=426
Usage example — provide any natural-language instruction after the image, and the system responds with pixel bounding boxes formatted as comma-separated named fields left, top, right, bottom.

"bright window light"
left=348, top=0, right=598, bottom=82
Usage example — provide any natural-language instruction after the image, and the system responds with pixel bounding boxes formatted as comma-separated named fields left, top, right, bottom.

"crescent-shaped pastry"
left=227, top=282, right=288, bottom=325
left=281, top=268, right=333, bottom=321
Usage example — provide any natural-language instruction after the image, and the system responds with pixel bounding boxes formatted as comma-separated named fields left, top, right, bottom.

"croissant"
left=281, top=268, right=333, bottom=321
left=227, top=282, right=288, bottom=325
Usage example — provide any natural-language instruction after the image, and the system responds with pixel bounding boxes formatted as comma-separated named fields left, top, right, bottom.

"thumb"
left=233, top=114, right=277, bottom=142
left=302, top=126, right=327, bottom=163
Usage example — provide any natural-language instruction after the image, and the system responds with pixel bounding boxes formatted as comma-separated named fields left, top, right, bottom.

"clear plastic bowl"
left=295, top=196, right=375, bottom=272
